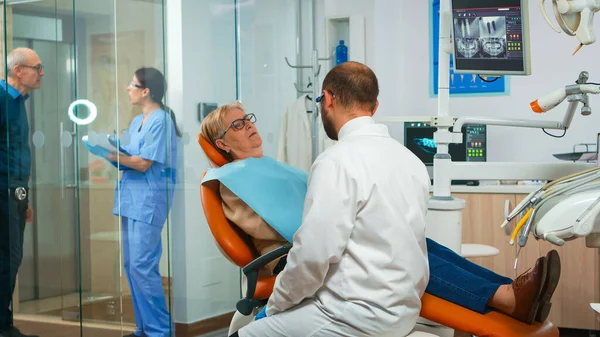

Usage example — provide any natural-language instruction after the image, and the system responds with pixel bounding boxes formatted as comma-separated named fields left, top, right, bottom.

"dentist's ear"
left=323, top=90, right=336, bottom=110
left=371, top=101, right=379, bottom=116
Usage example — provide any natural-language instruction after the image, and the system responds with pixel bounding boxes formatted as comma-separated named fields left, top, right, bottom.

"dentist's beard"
left=321, top=107, right=338, bottom=141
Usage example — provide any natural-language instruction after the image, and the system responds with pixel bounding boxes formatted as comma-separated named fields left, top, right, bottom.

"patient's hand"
left=255, top=306, right=267, bottom=321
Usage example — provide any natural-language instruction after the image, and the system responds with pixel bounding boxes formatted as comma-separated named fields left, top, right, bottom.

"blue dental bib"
left=201, top=156, right=308, bottom=242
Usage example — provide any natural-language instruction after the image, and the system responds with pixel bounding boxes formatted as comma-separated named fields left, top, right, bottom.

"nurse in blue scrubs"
left=107, top=67, right=181, bottom=337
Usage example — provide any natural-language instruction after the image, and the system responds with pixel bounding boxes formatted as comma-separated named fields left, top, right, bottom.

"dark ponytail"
left=135, top=67, right=182, bottom=137
left=160, top=103, right=183, bottom=137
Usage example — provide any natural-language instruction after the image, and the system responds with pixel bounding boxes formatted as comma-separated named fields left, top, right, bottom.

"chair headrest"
left=198, top=133, right=230, bottom=167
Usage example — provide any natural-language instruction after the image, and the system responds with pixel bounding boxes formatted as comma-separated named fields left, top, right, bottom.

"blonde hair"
left=200, top=101, right=245, bottom=162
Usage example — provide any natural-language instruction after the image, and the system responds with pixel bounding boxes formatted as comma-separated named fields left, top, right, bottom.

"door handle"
left=60, top=122, right=65, bottom=198
left=60, top=123, right=77, bottom=197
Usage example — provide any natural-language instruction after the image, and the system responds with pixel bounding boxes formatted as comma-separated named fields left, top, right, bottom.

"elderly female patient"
left=200, top=102, right=561, bottom=325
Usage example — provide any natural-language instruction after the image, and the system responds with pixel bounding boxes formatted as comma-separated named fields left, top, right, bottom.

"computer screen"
left=404, top=122, right=486, bottom=165
left=450, top=0, right=530, bottom=76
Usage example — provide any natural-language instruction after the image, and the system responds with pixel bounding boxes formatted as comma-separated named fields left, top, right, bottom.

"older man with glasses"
left=0, top=48, right=43, bottom=337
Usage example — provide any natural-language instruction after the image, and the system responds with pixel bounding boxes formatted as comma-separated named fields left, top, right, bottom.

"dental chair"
left=198, top=133, right=560, bottom=337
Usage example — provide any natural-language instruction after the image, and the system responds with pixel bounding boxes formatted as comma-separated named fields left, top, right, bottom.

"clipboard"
left=82, top=135, right=133, bottom=170
left=108, top=134, right=131, bottom=156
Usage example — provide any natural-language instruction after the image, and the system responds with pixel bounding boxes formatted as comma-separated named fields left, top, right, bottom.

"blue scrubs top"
left=113, top=109, right=178, bottom=227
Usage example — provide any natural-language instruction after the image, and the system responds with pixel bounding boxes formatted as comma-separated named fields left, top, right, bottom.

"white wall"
left=307, top=0, right=600, bottom=162
left=373, top=0, right=600, bottom=162
left=238, top=0, right=298, bottom=157
left=167, top=0, right=239, bottom=324
left=320, top=0, right=374, bottom=66
left=167, top=0, right=299, bottom=324
left=310, top=0, right=374, bottom=81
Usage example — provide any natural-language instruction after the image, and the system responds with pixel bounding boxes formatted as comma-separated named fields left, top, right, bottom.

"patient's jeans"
left=426, top=238, right=513, bottom=313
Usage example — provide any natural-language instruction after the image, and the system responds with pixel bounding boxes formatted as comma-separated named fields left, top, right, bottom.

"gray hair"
left=6, top=48, right=30, bottom=77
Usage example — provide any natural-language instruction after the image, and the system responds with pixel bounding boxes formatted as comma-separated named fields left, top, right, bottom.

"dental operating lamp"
left=541, top=0, right=600, bottom=54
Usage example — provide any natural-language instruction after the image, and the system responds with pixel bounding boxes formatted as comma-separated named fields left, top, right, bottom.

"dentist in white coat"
left=234, top=61, right=431, bottom=337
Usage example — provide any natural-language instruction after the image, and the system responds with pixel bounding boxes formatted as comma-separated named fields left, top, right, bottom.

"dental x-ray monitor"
left=404, top=122, right=487, bottom=165
left=451, top=0, right=531, bottom=76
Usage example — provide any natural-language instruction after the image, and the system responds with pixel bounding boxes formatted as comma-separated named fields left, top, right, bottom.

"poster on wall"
left=430, top=0, right=508, bottom=96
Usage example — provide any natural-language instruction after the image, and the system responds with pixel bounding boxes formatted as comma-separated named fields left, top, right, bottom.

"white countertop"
left=431, top=184, right=540, bottom=194
left=83, top=183, right=539, bottom=194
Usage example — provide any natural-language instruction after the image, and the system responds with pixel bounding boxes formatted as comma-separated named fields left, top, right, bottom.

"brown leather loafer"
left=535, top=249, right=561, bottom=322
left=510, top=255, right=548, bottom=324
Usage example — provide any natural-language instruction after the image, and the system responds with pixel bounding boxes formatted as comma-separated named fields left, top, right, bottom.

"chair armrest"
left=242, top=244, right=292, bottom=275
left=242, top=244, right=292, bottom=300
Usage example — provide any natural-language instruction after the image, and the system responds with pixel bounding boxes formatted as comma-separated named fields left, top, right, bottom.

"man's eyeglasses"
left=316, top=90, right=335, bottom=103
left=218, top=113, right=257, bottom=139
left=20, top=64, right=43, bottom=74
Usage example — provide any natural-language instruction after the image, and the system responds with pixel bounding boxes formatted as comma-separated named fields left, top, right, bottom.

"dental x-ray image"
left=414, top=137, right=437, bottom=155
left=454, top=16, right=507, bottom=59
left=454, top=18, right=481, bottom=58
left=479, top=16, right=506, bottom=58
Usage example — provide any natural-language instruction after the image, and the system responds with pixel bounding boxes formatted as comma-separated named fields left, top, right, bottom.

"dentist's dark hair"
left=135, top=67, right=182, bottom=137
left=322, top=61, right=379, bottom=112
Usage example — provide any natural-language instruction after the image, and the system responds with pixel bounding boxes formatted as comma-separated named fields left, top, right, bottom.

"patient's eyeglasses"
left=218, top=113, right=257, bottom=139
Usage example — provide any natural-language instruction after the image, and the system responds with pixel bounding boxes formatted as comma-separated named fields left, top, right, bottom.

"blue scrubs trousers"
left=122, top=217, right=171, bottom=337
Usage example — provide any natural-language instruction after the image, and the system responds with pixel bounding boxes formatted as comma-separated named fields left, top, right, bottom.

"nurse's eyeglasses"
left=128, top=82, right=144, bottom=89
left=218, top=113, right=257, bottom=139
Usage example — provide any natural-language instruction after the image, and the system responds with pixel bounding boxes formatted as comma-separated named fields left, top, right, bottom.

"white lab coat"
left=240, top=117, right=431, bottom=337
left=277, top=94, right=335, bottom=172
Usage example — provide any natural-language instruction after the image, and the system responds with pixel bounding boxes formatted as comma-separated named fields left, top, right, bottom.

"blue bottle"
left=335, top=40, right=348, bottom=65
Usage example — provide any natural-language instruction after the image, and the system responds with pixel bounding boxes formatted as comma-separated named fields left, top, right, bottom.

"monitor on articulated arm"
left=450, top=0, right=531, bottom=76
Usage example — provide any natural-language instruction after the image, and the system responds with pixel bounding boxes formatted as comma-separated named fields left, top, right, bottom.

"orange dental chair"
left=197, top=133, right=559, bottom=337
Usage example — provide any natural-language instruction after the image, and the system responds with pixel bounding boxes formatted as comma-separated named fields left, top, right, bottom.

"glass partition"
left=2, top=1, right=171, bottom=336
left=172, top=0, right=313, bottom=334
left=170, top=0, right=240, bottom=329
left=0, top=0, right=317, bottom=335
left=237, top=0, right=311, bottom=159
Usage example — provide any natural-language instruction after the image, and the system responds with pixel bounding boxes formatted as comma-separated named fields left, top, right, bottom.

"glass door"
left=16, top=37, right=80, bottom=316
left=2, top=0, right=171, bottom=335
left=0, top=1, right=94, bottom=336
left=71, top=0, right=171, bottom=336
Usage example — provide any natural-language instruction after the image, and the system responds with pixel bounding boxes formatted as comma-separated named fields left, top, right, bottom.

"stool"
left=461, top=243, right=500, bottom=258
